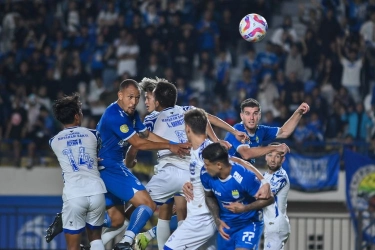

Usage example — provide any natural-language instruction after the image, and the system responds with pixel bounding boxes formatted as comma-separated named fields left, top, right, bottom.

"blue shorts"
left=99, top=162, right=146, bottom=207
left=217, top=221, right=263, bottom=250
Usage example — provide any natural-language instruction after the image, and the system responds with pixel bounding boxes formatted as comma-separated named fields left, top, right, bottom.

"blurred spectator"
left=196, top=10, right=219, bottom=53
left=235, top=68, right=258, bottom=99
left=116, top=33, right=139, bottom=77
left=143, top=54, right=164, bottom=79
left=318, top=7, right=342, bottom=54
left=26, top=106, right=55, bottom=169
left=337, top=36, right=364, bottom=102
left=176, top=78, right=192, bottom=106
left=216, top=99, right=237, bottom=126
left=256, top=41, right=279, bottom=79
left=271, top=15, right=298, bottom=52
left=298, top=3, right=322, bottom=33
left=243, top=47, right=261, bottom=79
left=4, top=97, right=28, bottom=167
left=214, top=50, right=231, bottom=98
left=257, top=74, right=279, bottom=114
left=285, top=43, right=304, bottom=80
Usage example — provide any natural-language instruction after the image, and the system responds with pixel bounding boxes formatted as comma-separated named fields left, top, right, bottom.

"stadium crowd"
left=0, top=0, right=375, bottom=168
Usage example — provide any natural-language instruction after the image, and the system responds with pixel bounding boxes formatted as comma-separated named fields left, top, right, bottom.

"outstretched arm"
left=224, top=196, right=274, bottom=213
left=277, top=102, right=310, bottom=138
left=237, top=143, right=290, bottom=160
left=206, top=113, right=248, bottom=142
left=230, top=157, right=272, bottom=199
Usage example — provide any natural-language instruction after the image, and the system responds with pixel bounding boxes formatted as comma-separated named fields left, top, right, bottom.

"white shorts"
left=62, top=193, right=105, bottom=234
left=164, top=214, right=217, bottom=250
left=263, top=216, right=290, bottom=250
left=146, top=165, right=190, bottom=204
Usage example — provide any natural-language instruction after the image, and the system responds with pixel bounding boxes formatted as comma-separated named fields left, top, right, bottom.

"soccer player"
left=225, top=98, right=309, bottom=162
left=201, top=143, right=275, bottom=250
left=126, top=79, right=248, bottom=249
left=96, top=79, right=190, bottom=250
left=49, top=93, right=106, bottom=250
left=262, top=142, right=291, bottom=250
left=164, top=109, right=271, bottom=250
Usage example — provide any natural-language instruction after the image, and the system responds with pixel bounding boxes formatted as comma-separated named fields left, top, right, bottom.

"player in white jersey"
left=262, top=142, right=291, bottom=250
left=49, top=93, right=107, bottom=250
left=165, top=109, right=271, bottom=250
left=126, top=80, right=248, bottom=250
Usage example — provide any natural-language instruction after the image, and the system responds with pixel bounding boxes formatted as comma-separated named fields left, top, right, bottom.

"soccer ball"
left=239, top=13, right=268, bottom=43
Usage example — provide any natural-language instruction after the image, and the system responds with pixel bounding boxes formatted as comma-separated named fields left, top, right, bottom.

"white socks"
left=90, top=239, right=105, bottom=250
left=101, top=220, right=129, bottom=245
left=157, top=219, right=171, bottom=250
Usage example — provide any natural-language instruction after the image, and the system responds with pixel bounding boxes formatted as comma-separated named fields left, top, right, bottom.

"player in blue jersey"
left=126, top=79, right=247, bottom=250
left=201, top=142, right=274, bottom=250
left=225, top=98, right=309, bottom=162
left=96, top=79, right=190, bottom=250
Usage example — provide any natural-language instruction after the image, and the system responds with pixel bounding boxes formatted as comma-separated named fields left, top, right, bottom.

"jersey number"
left=242, top=231, right=255, bottom=242
left=63, top=147, right=94, bottom=171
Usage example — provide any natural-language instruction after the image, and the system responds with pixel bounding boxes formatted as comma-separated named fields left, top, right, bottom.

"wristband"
left=169, top=140, right=178, bottom=144
left=261, top=179, right=269, bottom=185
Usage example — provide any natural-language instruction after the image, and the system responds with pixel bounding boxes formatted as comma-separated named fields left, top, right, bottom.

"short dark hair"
left=202, top=143, right=229, bottom=165
left=240, top=98, right=261, bottom=112
left=139, top=77, right=157, bottom=93
left=184, top=108, right=207, bottom=135
left=119, top=79, right=140, bottom=91
left=53, top=93, right=81, bottom=125
left=153, top=78, right=177, bottom=108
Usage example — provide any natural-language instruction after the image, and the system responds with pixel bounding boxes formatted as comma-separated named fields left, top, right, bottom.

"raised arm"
left=206, top=113, right=248, bottom=142
left=277, top=102, right=310, bottom=138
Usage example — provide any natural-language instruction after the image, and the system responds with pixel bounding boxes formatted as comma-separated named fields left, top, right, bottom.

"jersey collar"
left=64, top=126, right=79, bottom=130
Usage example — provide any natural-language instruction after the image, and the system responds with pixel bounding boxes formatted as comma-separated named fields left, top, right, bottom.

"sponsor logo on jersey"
left=233, top=171, right=243, bottom=183
left=214, top=190, right=222, bottom=196
left=232, top=189, right=239, bottom=199
left=120, top=124, right=129, bottom=133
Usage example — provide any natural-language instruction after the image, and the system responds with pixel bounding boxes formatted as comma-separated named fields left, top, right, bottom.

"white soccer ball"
left=239, top=13, right=268, bottom=43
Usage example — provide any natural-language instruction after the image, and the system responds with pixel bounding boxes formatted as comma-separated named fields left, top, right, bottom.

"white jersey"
left=49, top=126, right=107, bottom=201
left=144, top=105, right=193, bottom=170
left=263, top=167, right=290, bottom=227
left=188, top=139, right=213, bottom=216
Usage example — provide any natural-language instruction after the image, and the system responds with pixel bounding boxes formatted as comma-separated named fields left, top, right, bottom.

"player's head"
left=240, top=98, right=261, bottom=131
left=153, top=78, right=177, bottom=111
left=184, top=108, right=207, bottom=141
left=265, top=142, right=285, bottom=173
left=52, top=93, right=82, bottom=126
left=140, top=77, right=157, bottom=113
left=202, top=143, right=230, bottom=178
left=118, top=79, right=141, bottom=115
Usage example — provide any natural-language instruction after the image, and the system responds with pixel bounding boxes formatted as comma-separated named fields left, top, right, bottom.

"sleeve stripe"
left=122, top=131, right=136, bottom=142
left=203, top=188, right=211, bottom=191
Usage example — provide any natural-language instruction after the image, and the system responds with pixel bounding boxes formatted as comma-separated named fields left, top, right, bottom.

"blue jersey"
left=201, top=163, right=263, bottom=228
left=224, top=123, right=279, bottom=162
left=97, top=102, right=146, bottom=165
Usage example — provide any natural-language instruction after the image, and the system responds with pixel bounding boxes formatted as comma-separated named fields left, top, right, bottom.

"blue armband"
left=169, top=141, right=178, bottom=144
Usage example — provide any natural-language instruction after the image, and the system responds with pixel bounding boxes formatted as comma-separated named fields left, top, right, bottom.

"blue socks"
left=126, top=205, right=153, bottom=236
left=169, top=215, right=178, bottom=231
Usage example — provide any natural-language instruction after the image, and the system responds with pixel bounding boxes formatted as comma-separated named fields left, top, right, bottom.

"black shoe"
left=45, top=213, right=63, bottom=243
left=80, top=244, right=90, bottom=250
left=113, top=242, right=133, bottom=250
